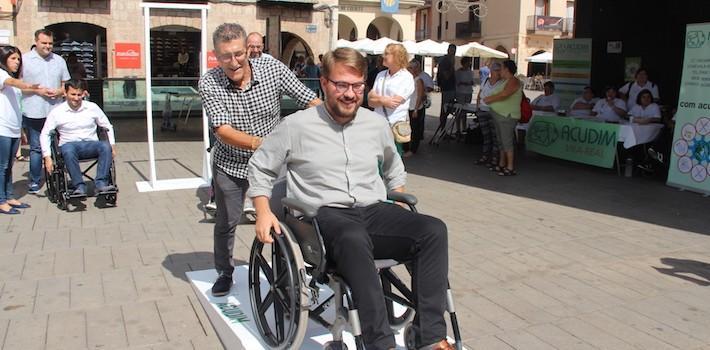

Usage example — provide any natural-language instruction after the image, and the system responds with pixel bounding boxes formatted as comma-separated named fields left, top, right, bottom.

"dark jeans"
left=0, top=136, right=20, bottom=204
left=23, top=116, right=45, bottom=188
left=60, top=140, right=113, bottom=189
left=410, top=107, right=426, bottom=153
left=212, top=165, right=248, bottom=276
left=316, top=202, right=449, bottom=349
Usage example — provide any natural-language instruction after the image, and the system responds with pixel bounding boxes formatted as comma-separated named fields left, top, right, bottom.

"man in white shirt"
left=568, top=86, right=599, bottom=117
left=40, top=79, right=116, bottom=196
left=592, top=86, right=627, bottom=123
left=530, top=81, right=561, bottom=116
left=246, top=32, right=273, bottom=59
left=618, top=68, right=659, bottom=110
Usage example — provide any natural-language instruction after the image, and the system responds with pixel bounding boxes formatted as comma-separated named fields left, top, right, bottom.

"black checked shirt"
left=199, top=56, right=317, bottom=178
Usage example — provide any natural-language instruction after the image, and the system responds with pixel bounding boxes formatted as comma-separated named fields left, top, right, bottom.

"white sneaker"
left=205, top=201, right=217, bottom=211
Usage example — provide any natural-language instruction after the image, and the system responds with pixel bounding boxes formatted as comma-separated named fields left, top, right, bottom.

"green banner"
left=667, top=23, right=710, bottom=195
left=526, top=116, right=619, bottom=168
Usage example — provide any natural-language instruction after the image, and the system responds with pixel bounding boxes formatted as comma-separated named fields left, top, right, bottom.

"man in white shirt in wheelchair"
left=247, top=48, right=453, bottom=350
left=40, top=79, right=116, bottom=196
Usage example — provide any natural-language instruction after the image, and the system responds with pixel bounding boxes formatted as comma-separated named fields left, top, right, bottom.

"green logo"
left=216, top=303, right=250, bottom=324
left=528, top=121, right=558, bottom=146
left=686, top=31, right=707, bottom=48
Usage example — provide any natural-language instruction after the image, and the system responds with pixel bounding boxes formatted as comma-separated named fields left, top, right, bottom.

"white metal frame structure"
left=136, top=2, right=211, bottom=192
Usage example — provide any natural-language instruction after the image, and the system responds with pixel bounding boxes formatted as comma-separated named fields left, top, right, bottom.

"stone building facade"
left=10, top=0, right=333, bottom=78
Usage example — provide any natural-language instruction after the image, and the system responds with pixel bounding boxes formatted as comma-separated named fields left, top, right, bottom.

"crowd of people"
left=0, top=28, right=116, bottom=215
left=0, top=21, right=672, bottom=350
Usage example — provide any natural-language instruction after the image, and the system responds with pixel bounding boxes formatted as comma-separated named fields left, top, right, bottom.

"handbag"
left=391, top=120, right=412, bottom=143
left=380, top=74, right=412, bottom=143
left=520, top=91, right=533, bottom=123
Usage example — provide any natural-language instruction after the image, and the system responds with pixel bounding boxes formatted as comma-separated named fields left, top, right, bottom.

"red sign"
left=115, top=43, right=141, bottom=69
left=207, top=51, right=219, bottom=68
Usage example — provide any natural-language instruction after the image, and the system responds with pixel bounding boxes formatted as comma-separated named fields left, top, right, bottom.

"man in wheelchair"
left=247, top=48, right=453, bottom=350
left=40, top=79, right=116, bottom=197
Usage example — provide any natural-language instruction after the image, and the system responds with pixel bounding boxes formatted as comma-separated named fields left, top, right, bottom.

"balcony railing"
left=526, top=15, right=564, bottom=33
left=416, top=29, right=430, bottom=41
left=455, top=21, right=482, bottom=39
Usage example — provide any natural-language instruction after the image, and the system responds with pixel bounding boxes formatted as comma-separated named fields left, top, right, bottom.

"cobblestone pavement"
left=1, top=93, right=709, bottom=349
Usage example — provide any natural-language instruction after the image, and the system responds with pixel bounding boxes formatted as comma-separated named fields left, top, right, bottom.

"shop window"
left=47, top=22, right=107, bottom=79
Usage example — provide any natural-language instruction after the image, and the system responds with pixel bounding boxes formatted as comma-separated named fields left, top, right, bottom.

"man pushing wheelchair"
left=247, top=48, right=456, bottom=350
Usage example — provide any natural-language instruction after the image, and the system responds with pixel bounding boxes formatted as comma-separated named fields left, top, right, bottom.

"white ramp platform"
left=187, top=265, right=464, bottom=349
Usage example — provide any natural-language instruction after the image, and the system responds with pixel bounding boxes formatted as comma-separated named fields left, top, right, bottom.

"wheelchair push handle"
left=387, top=191, right=418, bottom=206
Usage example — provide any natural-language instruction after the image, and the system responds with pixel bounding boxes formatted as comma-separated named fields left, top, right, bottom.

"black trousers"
left=316, top=202, right=449, bottom=349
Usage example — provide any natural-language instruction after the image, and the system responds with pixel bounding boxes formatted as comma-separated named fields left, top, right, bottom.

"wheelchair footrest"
left=97, top=189, right=118, bottom=195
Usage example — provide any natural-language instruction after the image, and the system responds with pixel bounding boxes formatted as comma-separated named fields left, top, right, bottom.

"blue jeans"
left=23, top=116, right=46, bottom=189
left=0, top=136, right=20, bottom=204
left=60, top=140, right=113, bottom=190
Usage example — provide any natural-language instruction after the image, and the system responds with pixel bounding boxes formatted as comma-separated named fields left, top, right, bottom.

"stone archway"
left=281, top=32, right=314, bottom=70
left=367, top=17, right=403, bottom=41
left=338, top=14, right=358, bottom=41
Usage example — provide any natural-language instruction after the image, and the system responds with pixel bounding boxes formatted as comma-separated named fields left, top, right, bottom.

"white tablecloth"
left=517, top=116, right=664, bottom=149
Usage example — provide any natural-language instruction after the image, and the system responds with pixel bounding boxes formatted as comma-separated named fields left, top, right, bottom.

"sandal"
left=15, top=155, right=27, bottom=161
left=498, top=168, right=517, bottom=176
left=474, top=156, right=489, bottom=165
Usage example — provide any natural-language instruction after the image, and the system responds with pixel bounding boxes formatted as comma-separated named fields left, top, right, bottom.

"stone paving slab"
left=0, top=92, right=709, bottom=349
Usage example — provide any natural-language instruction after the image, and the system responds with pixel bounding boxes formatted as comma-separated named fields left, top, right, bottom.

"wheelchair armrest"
left=282, top=197, right=318, bottom=220
left=387, top=191, right=418, bottom=206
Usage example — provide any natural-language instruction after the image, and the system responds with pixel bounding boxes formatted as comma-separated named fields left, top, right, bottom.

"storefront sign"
left=667, top=23, right=710, bottom=195
left=526, top=116, right=619, bottom=168
left=381, top=0, right=399, bottom=14
left=551, top=38, right=592, bottom=110
left=114, top=43, right=141, bottom=69
left=207, top=51, right=219, bottom=68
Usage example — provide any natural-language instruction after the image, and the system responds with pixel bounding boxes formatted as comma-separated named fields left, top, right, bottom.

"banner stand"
left=666, top=22, right=710, bottom=196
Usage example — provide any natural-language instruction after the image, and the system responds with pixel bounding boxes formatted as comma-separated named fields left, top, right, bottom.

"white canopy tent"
left=456, top=42, right=508, bottom=58
left=526, top=51, right=553, bottom=63
left=366, top=37, right=400, bottom=55
left=415, top=39, right=451, bottom=57
left=136, top=2, right=210, bottom=192
left=335, top=39, right=357, bottom=49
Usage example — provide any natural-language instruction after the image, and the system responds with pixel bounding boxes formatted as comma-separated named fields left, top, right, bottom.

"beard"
left=326, top=95, right=361, bottom=122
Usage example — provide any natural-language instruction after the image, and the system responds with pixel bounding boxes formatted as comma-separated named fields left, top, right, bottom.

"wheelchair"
left=45, top=128, right=118, bottom=211
left=248, top=192, right=463, bottom=350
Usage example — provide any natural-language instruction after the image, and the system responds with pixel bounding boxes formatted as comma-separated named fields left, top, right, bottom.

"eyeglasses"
left=217, top=51, right=245, bottom=62
left=326, top=78, right=366, bottom=93
left=247, top=45, right=263, bottom=50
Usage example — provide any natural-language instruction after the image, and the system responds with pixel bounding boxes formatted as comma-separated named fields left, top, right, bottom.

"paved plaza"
left=1, top=94, right=709, bottom=349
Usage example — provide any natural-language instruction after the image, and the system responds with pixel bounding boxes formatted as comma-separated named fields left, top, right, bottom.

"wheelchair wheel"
left=45, top=169, right=58, bottom=204
left=248, top=224, right=309, bottom=349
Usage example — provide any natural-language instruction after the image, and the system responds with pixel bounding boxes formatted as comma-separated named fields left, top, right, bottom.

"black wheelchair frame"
left=45, top=128, right=118, bottom=210
left=248, top=192, right=462, bottom=350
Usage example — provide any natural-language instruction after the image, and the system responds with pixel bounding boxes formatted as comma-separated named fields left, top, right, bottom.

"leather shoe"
left=211, top=273, right=233, bottom=296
